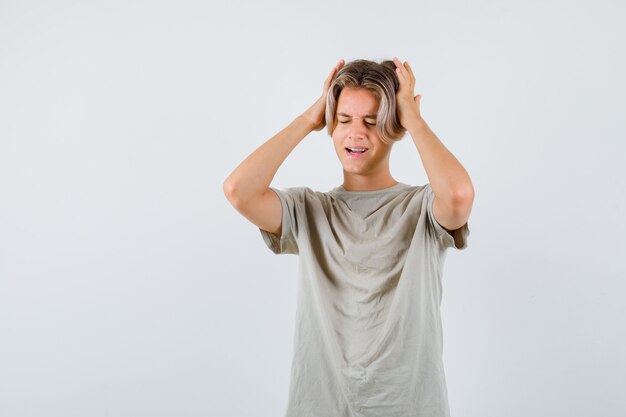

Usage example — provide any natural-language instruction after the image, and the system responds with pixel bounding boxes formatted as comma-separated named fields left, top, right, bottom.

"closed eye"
left=339, top=121, right=377, bottom=126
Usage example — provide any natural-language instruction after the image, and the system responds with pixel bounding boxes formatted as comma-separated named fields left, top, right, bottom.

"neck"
left=342, top=174, right=398, bottom=192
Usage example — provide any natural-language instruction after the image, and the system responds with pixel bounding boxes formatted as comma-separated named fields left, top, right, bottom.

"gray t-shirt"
left=259, top=181, right=470, bottom=417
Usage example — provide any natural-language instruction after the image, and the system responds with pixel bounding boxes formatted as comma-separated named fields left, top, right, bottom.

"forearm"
left=224, top=115, right=315, bottom=204
left=406, top=117, right=474, bottom=204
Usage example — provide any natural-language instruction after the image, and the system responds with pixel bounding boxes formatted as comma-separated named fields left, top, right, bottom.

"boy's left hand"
left=393, top=57, right=422, bottom=129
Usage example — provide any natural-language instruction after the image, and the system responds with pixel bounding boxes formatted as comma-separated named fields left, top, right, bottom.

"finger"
left=335, top=59, right=345, bottom=74
left=400, top=60, right=412, bottom=85
left=325, top=60, right=343, bottom=84
left=393, top=57, right=405, bottom=74
left=394, top=57, right=409, bottom=83
left=405, top=61, right=416, bottom=85
left=395, top=66, right=406, bottom=84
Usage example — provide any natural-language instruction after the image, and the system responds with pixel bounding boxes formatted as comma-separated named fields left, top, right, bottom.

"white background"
left=1, top=1, right=625, bottom=416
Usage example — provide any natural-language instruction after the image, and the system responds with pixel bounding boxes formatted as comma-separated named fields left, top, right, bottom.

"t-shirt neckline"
left=331, top=181, right=409, bottom=195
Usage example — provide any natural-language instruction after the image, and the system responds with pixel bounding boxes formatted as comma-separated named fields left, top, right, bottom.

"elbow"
left=223, top=178, right=256, bottom=208
left=452, top=185, right=474, bottom=209
left=223, top=178, right=239, bottom=206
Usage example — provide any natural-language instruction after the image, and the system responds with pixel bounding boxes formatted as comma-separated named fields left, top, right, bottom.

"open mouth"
left=345, top=147, right=368, bottom=154
left=344, top=147, right=369, bottom=160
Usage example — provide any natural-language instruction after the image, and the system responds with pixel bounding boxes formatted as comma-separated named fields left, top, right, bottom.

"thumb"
left=414, top=94, right=421, bottom=103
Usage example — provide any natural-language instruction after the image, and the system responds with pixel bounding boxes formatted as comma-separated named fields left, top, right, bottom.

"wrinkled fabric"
left=259, top=182, right=470, bottom=417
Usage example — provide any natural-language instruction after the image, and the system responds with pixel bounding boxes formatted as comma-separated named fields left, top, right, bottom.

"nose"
left=348, top=118, right=370, bottom=139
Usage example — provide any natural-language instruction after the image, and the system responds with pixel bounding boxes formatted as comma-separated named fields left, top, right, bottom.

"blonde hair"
left=325, top=59, right=406, bottom=145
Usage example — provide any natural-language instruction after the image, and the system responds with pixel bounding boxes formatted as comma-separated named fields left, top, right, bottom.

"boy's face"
left=331, top=87, right=393, bottom=177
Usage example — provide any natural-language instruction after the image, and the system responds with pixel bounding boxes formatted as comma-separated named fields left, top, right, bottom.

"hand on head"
left=302, top=59, right=345, bottom=131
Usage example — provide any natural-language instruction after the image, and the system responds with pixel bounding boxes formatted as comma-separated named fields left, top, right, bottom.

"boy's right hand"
left=302, top=59, right=345, bottom=131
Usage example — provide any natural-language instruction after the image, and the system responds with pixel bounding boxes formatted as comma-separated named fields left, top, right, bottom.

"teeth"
left=348, top=147, right=367, bottom=152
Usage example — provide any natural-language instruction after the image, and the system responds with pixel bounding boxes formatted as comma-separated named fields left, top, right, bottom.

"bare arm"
left=408, top=117, right=474, bottom=231
left=222, top=116, right=314, bottom=235
left=392, top=57, right=474, bottom=232
left=223, top=59, right=345, bottom=236
left=223, top=114, right=314, bottom=205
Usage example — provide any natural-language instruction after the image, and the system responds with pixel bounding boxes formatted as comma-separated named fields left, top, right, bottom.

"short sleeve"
left=425, top=183, right=470, bottom=250
left=258, top=187, right=302, bottom=255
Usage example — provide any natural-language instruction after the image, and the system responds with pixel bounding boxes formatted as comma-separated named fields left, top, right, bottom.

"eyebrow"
left=337, top=112, right=377, bottom=118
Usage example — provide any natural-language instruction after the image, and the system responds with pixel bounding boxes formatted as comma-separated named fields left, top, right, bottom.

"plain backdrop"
left=1, top=1, right=625, bottom=416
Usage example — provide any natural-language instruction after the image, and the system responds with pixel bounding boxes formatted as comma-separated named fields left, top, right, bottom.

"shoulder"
left=286, top=186, right=334, bottom=200
left=396, top=183, right=429, bottom=200
left=270, top=186, right=328, bottom=207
